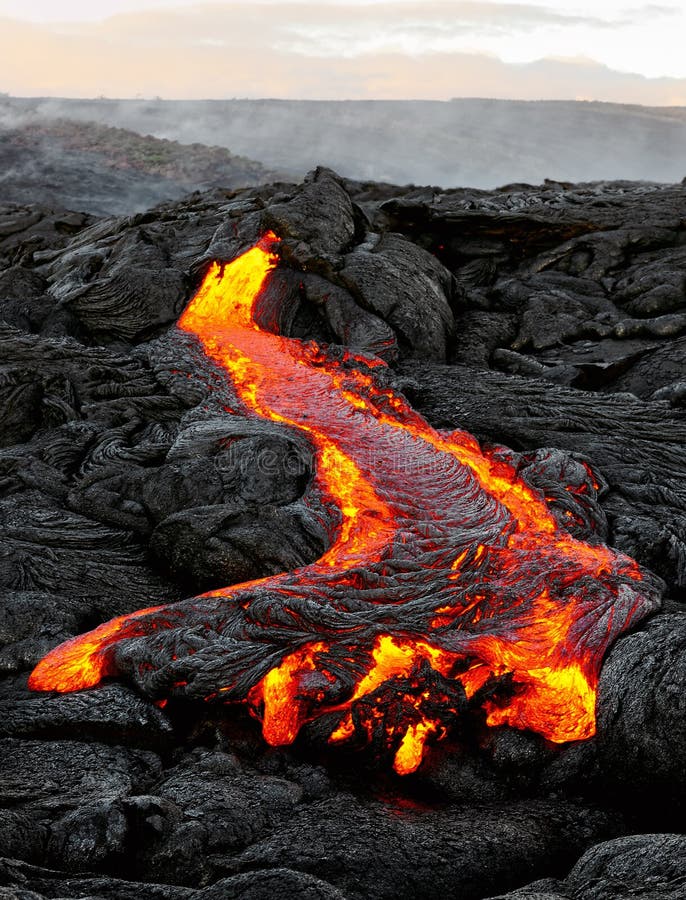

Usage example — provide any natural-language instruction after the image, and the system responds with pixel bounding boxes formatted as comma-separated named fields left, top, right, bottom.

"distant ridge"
left=2, top=96, right=685, bottom=191
left=0, top=110, right=281, bottom=216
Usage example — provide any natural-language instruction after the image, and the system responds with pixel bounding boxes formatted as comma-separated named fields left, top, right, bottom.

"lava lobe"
left=29, top=232, right=662, bottom=774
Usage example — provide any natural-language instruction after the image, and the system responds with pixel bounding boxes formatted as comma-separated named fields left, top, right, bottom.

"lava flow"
left=29, top=231, right=662, bottom=774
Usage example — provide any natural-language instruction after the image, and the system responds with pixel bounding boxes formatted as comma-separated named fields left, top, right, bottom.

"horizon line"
left=4, top=94, right=686, bottom=110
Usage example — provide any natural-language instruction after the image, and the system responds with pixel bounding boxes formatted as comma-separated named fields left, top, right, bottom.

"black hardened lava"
left=1, top=170, right=686, bottom=900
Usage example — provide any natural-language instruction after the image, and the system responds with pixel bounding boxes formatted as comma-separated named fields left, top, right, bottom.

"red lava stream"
left=30, top=232, right=661, bottom=775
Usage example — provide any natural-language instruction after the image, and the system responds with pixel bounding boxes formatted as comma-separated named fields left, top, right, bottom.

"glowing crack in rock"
left=30, top=231, right=662, bottom=774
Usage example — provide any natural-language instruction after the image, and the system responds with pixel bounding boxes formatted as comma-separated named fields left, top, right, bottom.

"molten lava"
left=29, top=231, right=661, bottom=774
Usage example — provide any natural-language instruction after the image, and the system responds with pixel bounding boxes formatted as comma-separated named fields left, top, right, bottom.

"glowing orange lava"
left=29, top=231, right=661, bottom=775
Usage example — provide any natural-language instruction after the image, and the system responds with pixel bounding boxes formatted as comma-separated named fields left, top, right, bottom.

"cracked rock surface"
left=1, top=169, right=685, bottom=899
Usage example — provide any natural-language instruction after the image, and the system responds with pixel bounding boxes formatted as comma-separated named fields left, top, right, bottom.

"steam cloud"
left=1, top=94, right=685, bottom=195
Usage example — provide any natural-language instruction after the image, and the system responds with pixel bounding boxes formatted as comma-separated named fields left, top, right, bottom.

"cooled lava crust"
left=28, top=231, right=662, bottom=774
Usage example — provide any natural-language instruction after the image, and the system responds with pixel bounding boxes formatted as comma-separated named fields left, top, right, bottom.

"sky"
left=1, top=0, right=685, bottom=104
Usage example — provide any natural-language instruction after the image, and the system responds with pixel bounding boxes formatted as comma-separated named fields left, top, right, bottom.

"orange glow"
left=178, top=231, right=395, bottom=570
left=350, top=636, right=447, bottom=701
left=29, top=231, right=660, bottom=774
left=250, top=642, right=329, bottom=745
left=27, top=604, right=166, bottom=693
left=484, top=661, right=596, bottom=742
left=394, top=720, right=436, bottom=776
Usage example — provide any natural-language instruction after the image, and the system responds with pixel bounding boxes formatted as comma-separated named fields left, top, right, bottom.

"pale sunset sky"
left=1, top=0, right=685, bottom=104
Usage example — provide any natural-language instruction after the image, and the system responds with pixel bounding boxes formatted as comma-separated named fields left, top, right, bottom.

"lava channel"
left=29, top=231, right=662, bottom=775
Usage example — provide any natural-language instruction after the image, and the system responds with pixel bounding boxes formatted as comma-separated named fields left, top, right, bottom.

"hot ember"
left=29, top=232, right=661, bottom=774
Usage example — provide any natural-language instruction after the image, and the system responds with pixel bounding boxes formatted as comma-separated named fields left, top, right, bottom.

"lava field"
left=1, top=169, right=686, bottom=899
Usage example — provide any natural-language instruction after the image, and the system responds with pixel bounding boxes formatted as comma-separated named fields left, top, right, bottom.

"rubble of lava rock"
left=1, top=169, right=686, bottom=900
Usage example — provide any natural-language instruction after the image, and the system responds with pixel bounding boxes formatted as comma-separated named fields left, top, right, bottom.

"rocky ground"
left=1, top=169, right=686, bottom=899
left=0, top=118, right=281, bottom=216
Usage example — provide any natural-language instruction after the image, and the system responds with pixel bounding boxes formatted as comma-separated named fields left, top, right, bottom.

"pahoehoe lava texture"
left=26, top=230, right=662, bottom=776
left=1, top=168, right=686, bottom=900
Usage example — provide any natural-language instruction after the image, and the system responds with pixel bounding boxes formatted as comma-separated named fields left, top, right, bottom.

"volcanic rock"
left=489, top=833, right=686, bottom=899
left=1, top=171, right=685, bottom=900
left=0, top=118, right=282, bottom=217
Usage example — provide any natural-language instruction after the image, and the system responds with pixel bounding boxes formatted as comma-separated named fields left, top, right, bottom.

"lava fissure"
left=29, top=231, right=662, bottom=774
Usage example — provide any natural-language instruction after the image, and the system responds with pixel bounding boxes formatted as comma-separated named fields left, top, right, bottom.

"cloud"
left=0, top=3, right=685, bottom=104
left=87, top=3, right=622, bottom=55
